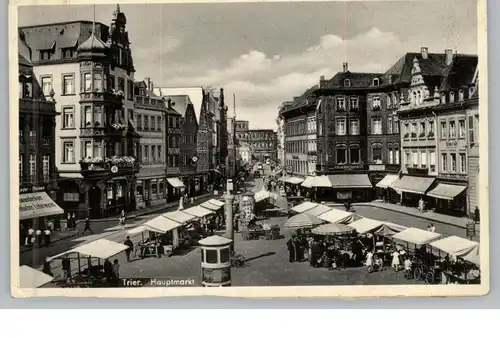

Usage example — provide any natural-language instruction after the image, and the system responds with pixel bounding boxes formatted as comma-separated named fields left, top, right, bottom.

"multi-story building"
left=226, top=116, right=237, bottom=178
left=20, top=6, right=141, bottom=218
left=243, top=129, right=277, bottom=162
left=134, top=78, right=167, bottom=209
left=165, top=99, right=183, bottom=202
left=276, top=103, right=291, bottom=165
left=466, top=83, right=480, bottom=216
left=237, top=142, right=252, bottom=164
left=395, top=48, right=478, bottom=215
left=18, top=42, right=62, bottom=230
left=217, top=89, right=229, bottom=178
left=314, top=63, right=384, bottom=201
left=282, top=86, right=317, bottom=177
left=235, top=120, right=249, bottom=133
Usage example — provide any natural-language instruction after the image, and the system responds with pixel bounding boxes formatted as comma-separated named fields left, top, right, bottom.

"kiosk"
left=199, top=235, right=233, bottom=287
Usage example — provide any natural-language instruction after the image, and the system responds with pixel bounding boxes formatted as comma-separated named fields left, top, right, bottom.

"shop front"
left=375, top=174, right=400, bottom=203
left=19, top=187, right=64, bottom=244
left=390, top=175, right=436, bottom=208
left=427, top=180, right=468, bottom=217
left=167, top=177, right=185, bottom=202
left=327, top=174, right=374, bottom=202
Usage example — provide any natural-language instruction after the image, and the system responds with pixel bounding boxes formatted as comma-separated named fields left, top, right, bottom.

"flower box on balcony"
left=410, top=132, right=417, bottom=138
left=404, top=133, right=410, bottom=139
left=428, top=131, right=435, bottom=138
left=419, top=132, right=426, bottom=138
left=372, top=105, right=381, bottom=111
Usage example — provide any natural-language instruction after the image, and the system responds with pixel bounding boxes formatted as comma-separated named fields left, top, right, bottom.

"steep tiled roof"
left=18, top=53, right=32, bottom=67
left=283, top=85, right=318, bottom=114
left=382, top=53, right=448, bottom=85
left=164, top=95, right=192, bottom=118
left=324, top=72, right=384, bottom=88
left=439, top=55, right=478, bottom=91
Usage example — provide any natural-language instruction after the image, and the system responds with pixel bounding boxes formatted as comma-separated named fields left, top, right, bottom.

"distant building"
left=165, top=99, right=183, bottom=203
left=276, top=101, right=293, bottom=165
left=235, top=120, right=249, bottom=132
left=237, top=129, right=277, bottom=162
left=19, top=5, right=141, bottom=217
left=134, top=78, right=167, bottom=209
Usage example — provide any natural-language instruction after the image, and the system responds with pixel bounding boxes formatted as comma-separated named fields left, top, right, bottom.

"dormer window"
left=441, top=93, right=446, bottom=104
left=458, top=89, right=464, bottom=102
left=373, top=78, right=380, bottom=86
left=469, top=86, right=475, bottom=97
left=344, top=79, right=351, bottom=87
left=39, top=50, right=52, bottom=61
left=449, top=91, right=455, bottom=103
left=61, top=48, right=75, bottom=59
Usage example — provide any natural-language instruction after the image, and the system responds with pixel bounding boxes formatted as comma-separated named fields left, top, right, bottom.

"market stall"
left=347, top=218, right=385, bottom=235
left=284, top=213, right=324, bottom=232
left=303, top=204, right=332, bottom=217
left=19, top=265, right=54, bottom=289
left=132, top=216, right=184, bottom=258
left=163, top=210, right=197, bottom=224
left=429, top=236, right=481, bottom=284
left=47, top=238, right=129, bottom=287
left=317, top=209, right=358, bottom=225
left=291, top=201, right=320, bottom=214
left=183, top=205, right=214, bottom=218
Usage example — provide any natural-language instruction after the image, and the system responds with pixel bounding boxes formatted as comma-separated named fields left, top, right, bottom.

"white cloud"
left=151, top=27, right=406, bottom=128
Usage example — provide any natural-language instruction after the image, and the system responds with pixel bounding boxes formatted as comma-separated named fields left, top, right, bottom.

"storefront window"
left=152, top=180, right=158, bottom=196
left=205, top=249, right=217, bottom=263
left=117, top=184, right=123, bottom=198
left=107, top=186, right=113, bottom=200
left=220, top=248, right=230, bottom=263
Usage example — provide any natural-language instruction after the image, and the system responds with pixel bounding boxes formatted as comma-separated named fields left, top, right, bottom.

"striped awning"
left=284, top=213, right=324, bottom=230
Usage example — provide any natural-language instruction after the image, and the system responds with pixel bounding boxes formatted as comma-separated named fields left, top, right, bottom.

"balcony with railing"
left=80, top=156, right=140, bottom=176
left=80, top=123, right=126, bottom=138
left=19, top=98, right=56, bottom=114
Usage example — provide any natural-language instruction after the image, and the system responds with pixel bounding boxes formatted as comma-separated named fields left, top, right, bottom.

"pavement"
left=21, top=193, right=214, bottom=268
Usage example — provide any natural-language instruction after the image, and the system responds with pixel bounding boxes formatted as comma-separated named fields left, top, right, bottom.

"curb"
left=323, top=202, right=473, bottom=231
left=20, top=194, right=214, bottom=254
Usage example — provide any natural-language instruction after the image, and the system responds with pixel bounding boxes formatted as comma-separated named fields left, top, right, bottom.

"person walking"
left=286, top=236, right=296, bottom=263
left=71, top=213, right=77, bottom=230
left=35, top=228, right=42, bottom=248
left=83, top=217, right=93, bottom=235
left=124, top=236, right=134, bottom=262
left=112, top=259, right=120, bottom=285
left=119, top=210, right=126, bottom=228
left=43, top=228, right=51, bottom=247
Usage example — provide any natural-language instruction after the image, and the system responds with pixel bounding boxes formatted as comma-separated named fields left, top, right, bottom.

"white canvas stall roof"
left=288, top=176, right=304, bottom=184
left=199, top=235, right=233, bottom=247
left=278, top=176, right=289, bottom=182
left=208, top=199, right=225, bottom=207
left=392, top=227, right=443, bottom=245
left=348, top=218, right=385, bottom=234
left=19, top=265, right=54, bottom=288
left=127, top=225, right=148, bottom=235
left=144, top=215, right=182, bottom=233
left=291, top=201, right=320, bottom=213
left=462, top=245, right=480, bottom=266
left=183, top=205, right=214, bottom=218
left=430, top=236, right=480, bottom=260
left=374, top=222, right=408, bottom=237
left=391, top=176, right=435, bottom=195
left=318, top=209, right=354, bottom=224
left=427, top=184, right=467, bottom=200
left=376, top=174, right=399, bottom=189
left=19, top=191, right=64, bottom=220
left=254, top=190, right=271, bottom=203
left=167, top=177, right=185, bottom=188
left=47, top=239, right=128, bottom=262
left=301, top=176, right=316, bottom=188
left=312, top=222, right=356, bottom=236
left=303, top=204, right=332, bottom=217
left=162, top=210, right=196, bottom=224
left=200, top=201, right=222, bottom=211
left=301, top=175, right=332, bottom=188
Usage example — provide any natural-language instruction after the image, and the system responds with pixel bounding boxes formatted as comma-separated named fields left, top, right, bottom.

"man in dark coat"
left=310, top=239, right=319, bottom=267
left=124, top=236, right=134, bottom=262
left=286, top=236, right=296, bottom=263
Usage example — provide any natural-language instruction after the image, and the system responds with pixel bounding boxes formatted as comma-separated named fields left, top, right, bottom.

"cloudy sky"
left=19, top=0, right=478, bottom=129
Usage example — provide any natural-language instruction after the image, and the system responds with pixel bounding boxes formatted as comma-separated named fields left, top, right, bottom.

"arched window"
left=349, top=144, right=360, bottom=164
left=373, top=78, right=380, bottom=86
left=412, top=91, right=417, bottom=105
left=417, top=90, right=422, bottom=105
left=335, top=144, right=347, bottom=165
left=372, top=143, right=383, bottom=164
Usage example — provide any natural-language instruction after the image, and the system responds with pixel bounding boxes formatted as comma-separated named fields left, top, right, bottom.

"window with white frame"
left=441, top=121, right=447, bottom=138
left=62, top=107, right=74, bottom=128
left=451, top=153, right=457, bottom=172
left=42, top=155, right=49, bottom=182
left=442, top=153, right=448, bottom=171
left=420, top=121, right=426, bottom=137
left=93, top=142, right=102, bottom=158
left=412, top=152, right=418, bottom=167
left=449, top=120, right=456, bottom=138
left=468, top=115, right=475, bottom=144
left=29, top=154, right=36, bottom=179
left=372, top=144, right=383, bottom=164
left=350, top=119, right=360, bottom=135
left=404, top=123, right=409, bottom=137
left=387, top=95, right=392, bottom=109
left=84, top=106, right=92, bottom=127
left=41, top=76, right=52, bottom=96
left=395, top=149, right=400, bottom=164
left=349, top=97, right=359, bottom=109
left=336, top=117, right=346, bottom=135
left=83, top=73, right=92, bottom=92
left=83, top=141, right=92, bottom=159
left=371, top=117, right=382, bottom=135
left=93, top=106, right=102, bottom=127
left=343, top=79, right=351, bottom=87
left=93, top=73, right=103, bottom=92
left=459, top=120, right=466, bottom=138
left=336, top=146, right=347, bottom=164
left=388, top=117, right=393, bottom=134
left=372, top=96, right=381, bottom=109
left=428, top=120, right=435, bottom=136
left=430, top=151, right=436, bottom=171
left=411, top=122, right=417, bottom=135
left=62, top=74, right=74, bottom=95
left=394, top=117, right=399, bottom=133
left=63, top=141, right=74, bottom=163
left=336, top=97, right=346, bottom=110
left=389, top=149, right=394, bottom=164
left=459, top=153, right=466, bottom=172
left=421, top=151, right=427, bottom=168
left=350, top=146, right=360, bottom=164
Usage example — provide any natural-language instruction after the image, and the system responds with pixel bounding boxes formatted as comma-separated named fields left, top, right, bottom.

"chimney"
left=167, top=98, right=172, bottom=109
left=145, top=77, right=151, bottom=90
left=150, top=81, right=154, bottom=92
left=319, top=75, right=326, bottom=88
left=445, top=49, right=453, bottom=65
left=343, top=62, right=348, bottom=73
left=421, top=47, right=428, bottom=59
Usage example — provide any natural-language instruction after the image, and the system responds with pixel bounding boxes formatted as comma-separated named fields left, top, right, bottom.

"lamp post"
left=224, top=183, right=235, bottom=249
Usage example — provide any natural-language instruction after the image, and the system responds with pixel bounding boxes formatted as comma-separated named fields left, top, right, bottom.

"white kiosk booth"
left=199, top=235, right=233, bottom=287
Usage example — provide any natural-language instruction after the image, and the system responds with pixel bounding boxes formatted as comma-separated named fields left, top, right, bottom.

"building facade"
left=18, top=44, right=61, bottom=229
left=20, top=6, right=141, bottom=218
left=282, top=87, right=317, bottom=177
left=134, top=78, right=167, bottom=209
left=466, top=85, right=480, bottom=216
left=165, top=99, right=183, bottom=202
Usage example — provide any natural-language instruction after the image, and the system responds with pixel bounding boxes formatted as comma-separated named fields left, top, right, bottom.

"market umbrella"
left=312, top=222, right=356, bottom=236
left=284, top=213, right=324, bottom=230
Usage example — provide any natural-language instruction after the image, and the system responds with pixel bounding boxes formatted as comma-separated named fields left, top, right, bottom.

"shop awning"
left=427, top=183, right=467, bottom=200
left=430, top=236, right=479, bottom=258
left=392, top=227, right=443, bottom=246
left=318, top=209, right=357, bottom=224
left=19, top=265, right=54, bottom=289
left=200, top=201, right=222, bottom=211
left=312, top=223, right=356, bottom=236
left=327, top=174, right=372, bottom=188
left=376, top=174, right=400, bottom=189
left=19, top=192, right=64, bottom=221
left=301, top=175, right=332, bottom=188
left=255, top=190, right=271, bottom=203
left=288, top=176, right=305, bottom=184
left=167, top=177, right=185, bottom=188
left=183, top=205, right=214, bottom=218
left=390, top=175, right=435, bottom=195
left=144, top=215, right=183, bottom=234
left=291, top=201, right=320, bottom=213
left=348, top=218, right=385, bottom=234
left=47, top=239, right=128, bottom=262
left=374, top=222, right=407, bottom=237
left=208, top=199, right=225, bottom=207
left=162, top=210, right=196, bottom=224
left=303, top=204, right=332, bottom=217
